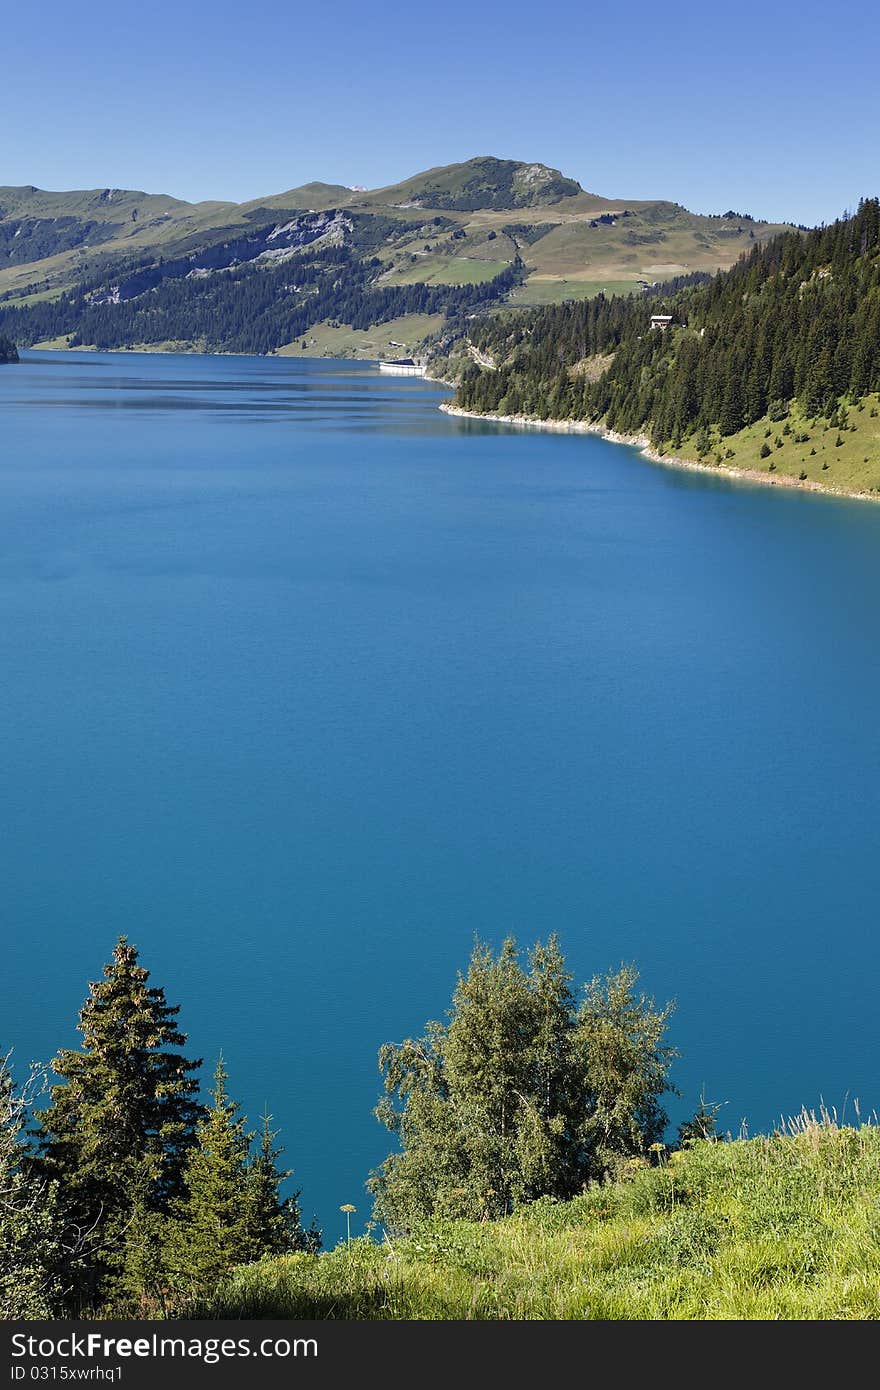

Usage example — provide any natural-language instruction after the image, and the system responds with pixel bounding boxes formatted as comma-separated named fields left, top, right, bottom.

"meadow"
left=199, top=1116, right=880, bottom=1320
left=672, top=394, right=880, bottom=497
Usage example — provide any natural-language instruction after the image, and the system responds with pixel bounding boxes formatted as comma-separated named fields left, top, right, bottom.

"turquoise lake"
left=3, top=350, right=880, bottom=1242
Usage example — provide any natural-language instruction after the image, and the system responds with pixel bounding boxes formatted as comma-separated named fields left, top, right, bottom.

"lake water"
left=3, top=350, right=880, bottom=1242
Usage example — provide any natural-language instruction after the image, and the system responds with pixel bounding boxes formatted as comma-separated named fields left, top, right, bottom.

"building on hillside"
left=650, top=314, right=673, bottom=330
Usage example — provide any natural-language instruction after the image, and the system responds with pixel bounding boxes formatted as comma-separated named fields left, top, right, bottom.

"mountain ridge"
left=0, top=156, right=796, bottom=360
left=453, top=197, right=880, bottom=498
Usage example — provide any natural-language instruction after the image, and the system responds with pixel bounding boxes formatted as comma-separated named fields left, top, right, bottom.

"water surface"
left=3, top=350, right=880, bottom=1240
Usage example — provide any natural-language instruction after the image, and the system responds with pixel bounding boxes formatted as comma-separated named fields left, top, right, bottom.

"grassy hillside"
left=0, top=159, right=793, bottom=359
left=275, top=312, right=445, bottom=359
left=455, top=200, right=880, bottom=498
left=198, top=1119, right=880, bottom=1320
left=669, top=394, right=880, bottom=496
left=358, top=158, right=582, bottom=211
left=509, top=277, right=640, bottom=306
left=0, top=184, right=241, bottom=300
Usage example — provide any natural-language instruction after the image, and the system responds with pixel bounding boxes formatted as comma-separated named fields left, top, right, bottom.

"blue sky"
left=3, top=0, right=877, bottom=225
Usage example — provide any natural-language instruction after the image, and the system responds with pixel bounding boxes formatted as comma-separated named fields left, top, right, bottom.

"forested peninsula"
left=0, top=333, right=18, bottom=362
left=451, top=199, right=880, bottom=497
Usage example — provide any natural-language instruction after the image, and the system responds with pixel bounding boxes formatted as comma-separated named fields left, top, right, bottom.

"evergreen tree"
left=719, top=376, right=745, bottom=436
left=166, top=1058, right=252, bottom=1296
left=245, top=1113, right=321, bottom=1259
left=35, top=937, right=202, bottom=1308
left=677, top=1091, right=723, bottom=1147
left=454, top=199, right=880, bottom=452
left=117, top=1176, right=169, bottom=1317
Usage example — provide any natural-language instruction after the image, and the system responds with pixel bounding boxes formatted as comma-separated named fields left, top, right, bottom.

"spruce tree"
left=166, top=1058, right=252, bottom=1295
left=454, top=199, right=880, bottom=454
left=245, top=1113, right=321, bottom=1258
left=35, top=937, right=202, bottom=1308
left=677, top=1091, right=723, bottom=1147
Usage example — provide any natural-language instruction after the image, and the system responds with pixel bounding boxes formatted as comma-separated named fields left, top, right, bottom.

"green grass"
left=197, top=1117, right=880, bottom=1320
left=380, top=256, right=511, bottom=286
left=511, top=212, right=791, bottom=289
left=672, top=395, right=880, bottom=497
left=30, top=334, right=76, bottom=350
left=275, top=313, right=445, bottom=358
left=0, top=165, right=794, bottom=321
left=31, top=337, right=214, bottom=354
left=508, top=277, right=640, bottom=306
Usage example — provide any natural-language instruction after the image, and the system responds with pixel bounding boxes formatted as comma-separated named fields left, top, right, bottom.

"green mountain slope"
left=0, top=158, right=794, bottom=358
left=198, top=1121, right=880, bottom=1320
left=359, top=157, right=583, bottom=210
left=454, top=198, right=880, bottom=497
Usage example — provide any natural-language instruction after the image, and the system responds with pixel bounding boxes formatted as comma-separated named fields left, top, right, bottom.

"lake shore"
left=439, top=402, right=880, bottom=504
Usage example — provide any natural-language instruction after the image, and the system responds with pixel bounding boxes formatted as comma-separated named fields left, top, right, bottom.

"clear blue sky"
left=3, top=0, right=877, bottom=226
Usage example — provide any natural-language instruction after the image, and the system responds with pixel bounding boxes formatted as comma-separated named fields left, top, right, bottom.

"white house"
left=650, top=314, right=673, bottom=330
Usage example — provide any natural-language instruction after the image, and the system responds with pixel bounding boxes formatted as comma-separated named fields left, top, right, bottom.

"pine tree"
left=719, top=376, right=745, bottom=436
left=166, top=1058, right=252, bottom=1296
left=244, top=1113, right=321, bottom=1259
left=677, top=1091, right=723, bottom=1147
left=118, top=1177, right=169, bottom=1317
left=453, top=200, right=880, bottom=453
left=35, top=937, right=202, bottom=1308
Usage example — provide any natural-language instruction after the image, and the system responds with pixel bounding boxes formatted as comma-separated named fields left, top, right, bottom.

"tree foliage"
left=164, top=1058, right=252, bottom=1294
left=369, top=937, right=676, bottom=1231
left=34, top=937, right=203, bottom=1308
left=0, top=215, right=524, bottom=355
left=17, top=940, right=318, bottom=1313
left=456, top=199, right=880, bottom=442
left=0, top=1058, right=63, bottom=1317
left=245, top=1113, right=320, bottom=1260
left=166, top=1062, right=319, bottom=1300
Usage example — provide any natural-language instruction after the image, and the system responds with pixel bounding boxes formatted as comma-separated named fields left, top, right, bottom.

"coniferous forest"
left=455, top=200, right=880, bottom=448
left=0, top=225, right=524, bottom=356
left=2, top=940, right=319, bottom=1319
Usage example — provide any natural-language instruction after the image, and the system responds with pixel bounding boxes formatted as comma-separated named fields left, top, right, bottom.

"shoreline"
left=20, top=347, right=877, bottom=504
left=439, top=403, right=880, bottom=505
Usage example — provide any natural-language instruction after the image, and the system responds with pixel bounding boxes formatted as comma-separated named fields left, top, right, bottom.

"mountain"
left=454, top=198, right=880, bottom=497
left=0, top=158, right=794, bottom=360
left=357, top=157, right=583, bottom=210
